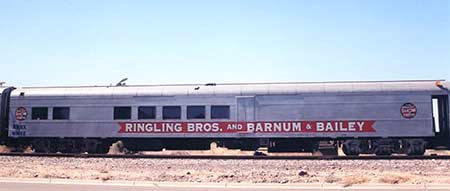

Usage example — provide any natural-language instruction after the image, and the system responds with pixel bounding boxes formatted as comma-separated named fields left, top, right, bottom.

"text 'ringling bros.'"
left=118, top=121, right=376, bottom=133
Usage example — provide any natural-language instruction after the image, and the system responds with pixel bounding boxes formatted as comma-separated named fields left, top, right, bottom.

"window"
left=163, top=106, right=181, bottom=119
left=138, top=106, right=156, bottom=119
left=211, top=105, right=230, bottom=119
left=53, top=107, right=70, bottom=120
left=432, top=98, right=440, bottom=133
left=114, top=107, right=131, bottom=120
left=187, top=106, right=205, bottom=119
left=32, top=107, right=48, bottom=120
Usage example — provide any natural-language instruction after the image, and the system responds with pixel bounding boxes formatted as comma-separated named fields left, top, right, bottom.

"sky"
left=0, top=0, right=449, bottom=87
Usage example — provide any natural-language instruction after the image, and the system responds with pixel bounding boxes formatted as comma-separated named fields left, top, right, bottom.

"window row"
left=32, top=107, right=70, bottom=120
left=114, top=105, right=230, bottom=120
left=29, top=105, right=230, bottom=120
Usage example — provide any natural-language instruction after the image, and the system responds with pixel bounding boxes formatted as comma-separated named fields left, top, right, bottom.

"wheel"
left=342, top=140, right=361, bottom=156
left=31, top=139, right=54, bottom=153
left=81, top=139, right=99, bottom=154
left=56, top=139, right=79, bottom=153
left=96, top=142, right=111, bottom=154
left=404, top=139, right=426, bottom=156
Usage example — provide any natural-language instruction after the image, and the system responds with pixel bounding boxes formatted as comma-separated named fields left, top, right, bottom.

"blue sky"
left=1, top=0, right=449, bottom=86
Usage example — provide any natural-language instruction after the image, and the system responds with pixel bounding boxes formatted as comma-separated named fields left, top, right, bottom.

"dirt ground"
left=1, top=145, right=450, bottom=186
left=1, top=155, right=450, bottom=186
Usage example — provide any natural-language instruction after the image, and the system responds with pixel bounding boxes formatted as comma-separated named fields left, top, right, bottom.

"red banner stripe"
left=118, top=121, right=376, bottom=134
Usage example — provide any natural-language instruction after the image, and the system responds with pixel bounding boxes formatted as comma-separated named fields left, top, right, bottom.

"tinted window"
left=163, top=106, right=181, bottom=119
left=138, top=106, right=156, bottom=119
left=53, top=107, right=70, bottom=120
left=114, top=107, right=131, bottom=120
left=187, top=106, right=205, bottom=119
left=32, top=107, right=48, bottom=120
left=211, top=105, right=230, bottom=119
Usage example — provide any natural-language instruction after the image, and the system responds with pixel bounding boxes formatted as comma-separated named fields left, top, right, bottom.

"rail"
left=1, top=152, right=450, bottom=160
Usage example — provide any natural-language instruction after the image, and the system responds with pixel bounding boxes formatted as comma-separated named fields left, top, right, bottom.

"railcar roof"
left=10, top=80, right=450, bottom=97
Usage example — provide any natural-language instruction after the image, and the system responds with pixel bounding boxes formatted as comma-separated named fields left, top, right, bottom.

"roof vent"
left=205, top=83, right=216, bottom=86
left=116, top=78, right=128, bottom=86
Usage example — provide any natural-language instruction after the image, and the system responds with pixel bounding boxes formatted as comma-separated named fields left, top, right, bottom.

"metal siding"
left=324, top=83, right=353, bottom=93
left=8, top=94, right=435, bottom=138
left=237, top=96, right=255, bottom=121
left=241, top=85, right=268, bottom=95
left=254, top=94, right=433, bottom=137
left=255, top=95, right=304, bottom=121
left=351, top=82, right=382, bottom=92
left=294, top=83, right=325, bottom=94
left=268, top=84, right=297, bottom=95
left=7, top=80, right=447, bottom=139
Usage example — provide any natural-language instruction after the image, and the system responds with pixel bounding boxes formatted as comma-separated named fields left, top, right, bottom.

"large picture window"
left=211, top=105, right=230, bottom=119
left=187, top=106, right=205, bottom=119
left=114, top=107, right=131, bottom=120
left=163, top=106, right=181, bottom=120
left=138, top=106, right=156, bottom=119
left=32, top=107, right=48, bottom=120
left=53, top=107, right=70, bottom=120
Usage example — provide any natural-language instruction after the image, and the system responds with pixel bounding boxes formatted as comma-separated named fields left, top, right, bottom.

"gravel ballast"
left=1, top=156, right=450, bottom=185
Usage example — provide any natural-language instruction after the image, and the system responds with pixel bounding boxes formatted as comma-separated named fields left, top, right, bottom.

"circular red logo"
left=400, top=103, right=417, bottom=119
left=15, top=107, right=28, bottom=121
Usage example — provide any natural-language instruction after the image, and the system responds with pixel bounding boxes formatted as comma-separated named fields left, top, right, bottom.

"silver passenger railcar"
left=1, top=80, right=449, bottom=155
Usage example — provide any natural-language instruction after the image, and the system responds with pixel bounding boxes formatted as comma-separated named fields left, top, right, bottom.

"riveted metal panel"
left=294, top=83, right=325, bottom=94
left=237, top=96, right=255, bottom=121
left=351, top=82, right=383, bottom=92
left=268, top=84, right=297, bottom=95
left=241, top=84, right=268, bottom=95
left=324, top=83, right=354, bottom=93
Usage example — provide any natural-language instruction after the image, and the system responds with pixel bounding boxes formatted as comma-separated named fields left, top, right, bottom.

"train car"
left=1, top=80, right=449, bottom=155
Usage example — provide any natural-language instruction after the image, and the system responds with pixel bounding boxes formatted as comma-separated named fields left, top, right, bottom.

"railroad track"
left=1, top=152, right=450, bottom=160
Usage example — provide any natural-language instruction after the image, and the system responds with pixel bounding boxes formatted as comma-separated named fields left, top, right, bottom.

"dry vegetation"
left=0, top=145, right=11, bottom=153
left=341, top=175, right=370, bottom=187
left=378, top=173, right=410, bottom=184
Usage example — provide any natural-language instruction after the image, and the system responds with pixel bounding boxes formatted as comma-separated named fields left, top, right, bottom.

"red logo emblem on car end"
left=400, top=103, right=417, bottom=119
left=15, top=107, right=28, bottom=121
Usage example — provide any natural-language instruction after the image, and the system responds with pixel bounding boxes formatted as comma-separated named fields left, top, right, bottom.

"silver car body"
left=8, top=80, right=450, bottom=139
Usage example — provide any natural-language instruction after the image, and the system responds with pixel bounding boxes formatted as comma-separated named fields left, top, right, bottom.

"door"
left=432, top=95, right=449, bottom=143
left=236, top=96, right=255, bottom=122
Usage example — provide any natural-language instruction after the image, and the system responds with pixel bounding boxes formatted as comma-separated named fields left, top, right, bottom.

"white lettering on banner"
left=264, top=123, right=272, bottom=132
left=118, top=120, right=376, bottom=133
left=348, top=122, right=356, bottom=131
left=316, top=121, right=368, bottom=132
left=187, top=123, right=194, bottom=132
left=125, top=123, right=133, bottom=132
left=187, top=123, right=220, bottom=132
left=317, top=122, right=324, bottom=131
left=357, top=122, right=365, bottom=131
left=125, top=123, right=183, bottom=133
left=293, top=122, right=301, bottom=131
left=246, top=122, right=302, bottom=132
left=227, top=124, right=243, bottom=130
left=247, top=123, right=255, bottom=132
